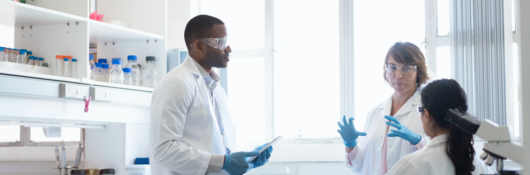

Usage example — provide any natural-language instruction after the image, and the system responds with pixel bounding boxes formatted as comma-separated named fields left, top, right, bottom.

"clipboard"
left=248, top=135, right=283, bottom=162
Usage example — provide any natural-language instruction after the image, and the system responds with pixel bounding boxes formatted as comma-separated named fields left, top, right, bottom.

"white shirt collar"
left=427, top=134, right=448, bottom=148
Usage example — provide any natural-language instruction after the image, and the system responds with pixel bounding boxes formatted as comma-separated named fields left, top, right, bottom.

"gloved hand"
left=223, top=151, right=259, bottom=175
left=337, top=115, right=367, bottom=148
left=250, top=143, right=273, bottom=168
left=385, top=115, right=422, bottom=145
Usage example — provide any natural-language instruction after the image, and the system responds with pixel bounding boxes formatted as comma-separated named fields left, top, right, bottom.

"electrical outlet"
left=59, top=83, right=84, bottom=99
left=90, top=87, right=110, bottom=102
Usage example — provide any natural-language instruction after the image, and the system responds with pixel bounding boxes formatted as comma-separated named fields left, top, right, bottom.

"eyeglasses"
left=385, top=64, right=417, bottom=74
left=417, top=106, right=425, bottom=113
left=198, top=36, right=229, bottom=50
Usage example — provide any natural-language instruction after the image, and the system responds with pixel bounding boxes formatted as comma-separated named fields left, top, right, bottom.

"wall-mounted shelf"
left=89, top=20, right=164, bottom=43
left=0, top=0, right=87, bottom=27
left=0, top=67, right=83, bottom=84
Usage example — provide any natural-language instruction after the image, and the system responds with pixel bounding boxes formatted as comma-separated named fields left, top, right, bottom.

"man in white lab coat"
left=149, top=15, right=273, bottom=175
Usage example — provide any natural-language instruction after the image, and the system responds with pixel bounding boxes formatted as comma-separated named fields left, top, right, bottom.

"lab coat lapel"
left=184, top=56, right=223, bottom=137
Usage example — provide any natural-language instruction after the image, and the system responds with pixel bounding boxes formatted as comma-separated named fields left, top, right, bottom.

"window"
left=437, top=0, right=450, bottom=36
left=0, top=125, right=21, bottom=143
left=29, top=127, right=81, bottom=143
left=353, top=0, right=425, bottom=131
left=273, top=0, right=340, bottom=139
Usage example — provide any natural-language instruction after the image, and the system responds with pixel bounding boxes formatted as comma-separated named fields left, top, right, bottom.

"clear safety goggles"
left=199, top=36, right=229, bottom=50
left=385, top=64, right=417, bottom=74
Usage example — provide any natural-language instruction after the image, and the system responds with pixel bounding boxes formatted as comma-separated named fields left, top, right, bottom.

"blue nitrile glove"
left=250, top=143, right=273, bottom=168
left=223, top=151, right=259, bottom=175
left=337, top=115, right=367, bottom=148
left=385, top=115, right=422, bottom=145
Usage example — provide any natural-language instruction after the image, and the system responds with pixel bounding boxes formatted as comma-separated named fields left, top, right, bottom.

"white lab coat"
left=149, top=57, right=237, bottom=175
left=386, top=134, right=494, bottom=175
left=347, top=91, right=429, bottom=175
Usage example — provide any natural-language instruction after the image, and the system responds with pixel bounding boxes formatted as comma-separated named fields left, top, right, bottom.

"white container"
left=55, top=55, right=63, bottom=76
left=63, top=58, right=70, bottom=77
left=110, top=59, right=124, bottom=84
left=71, top=58, right=78, bottom=78
left=125, top=55, right=140, bottom=86
left=142, top=56, right=159, bottom=88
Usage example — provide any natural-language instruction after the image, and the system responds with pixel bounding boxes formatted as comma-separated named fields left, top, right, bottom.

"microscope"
left=444, top=109, right=523, bottom=175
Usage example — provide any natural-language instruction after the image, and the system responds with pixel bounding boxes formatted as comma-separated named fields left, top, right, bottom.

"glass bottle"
left=123, top=68, right=132, bottom=85
left=142, top=56, right=159, bottom=88
left=55, top=55, right=63, bottom=76
left=72, top=58, right=78, bottom=78
left=63, top=57, right=70, bottom=77
left=125, top=55, right=140, bottom=86
left=110, top=59, right=124, bottom=84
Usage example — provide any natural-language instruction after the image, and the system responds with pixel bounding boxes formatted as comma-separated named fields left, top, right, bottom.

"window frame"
left=426, top=0, right=520, bottom=141
left=0, top=126, right=84, bottom=147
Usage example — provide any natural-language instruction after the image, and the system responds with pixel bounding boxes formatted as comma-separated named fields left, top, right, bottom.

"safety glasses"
left=199, top=36, right=229, bottom=50
left=417, top=105, right=425, bottom=113
left=385, top=64, right=417, bottom=74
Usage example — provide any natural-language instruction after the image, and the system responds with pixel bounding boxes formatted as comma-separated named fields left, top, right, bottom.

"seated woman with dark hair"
left=386, top=79, right=493, bottom=175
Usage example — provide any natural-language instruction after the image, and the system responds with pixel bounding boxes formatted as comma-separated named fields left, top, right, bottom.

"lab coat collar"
left=379, top=90, right=421, bottom=117
left=426, top=134, right=448, bottom=148
left=183, top=55, right=203, bottom=80
left=188, top=55, right=221, bottom=83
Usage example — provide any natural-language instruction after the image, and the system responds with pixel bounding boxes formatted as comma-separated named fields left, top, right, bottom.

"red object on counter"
left=90, top=11, right=104, bottom=21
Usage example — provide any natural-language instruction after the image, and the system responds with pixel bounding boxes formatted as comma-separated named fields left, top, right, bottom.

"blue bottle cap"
left=95, top=63, right=102, bottom=67
left=19, top=50, right=26, bottom=54
left=102, top=64, right=109, bottom=69
left=19, top=49, right=27, bottom=52
left=39, top=57, right=43, bottom=61
left=64, top=58, right=69, bottom=61
left=27, top=51, right=33, bottom=54
left=112, top=59, right=122, bottom=65
left=72, top=58, right=77, bottom=62
left=89, top=54, right=94, bottom=60
left=98, top=59, right=107, bottom=64
left=123, top=68, right=132, bottom=73
left=29, top=56, right=34, bottom=59
left=127, top=55, right=137, bottom=61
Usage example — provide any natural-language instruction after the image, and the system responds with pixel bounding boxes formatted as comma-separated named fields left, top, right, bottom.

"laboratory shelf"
left=0, top=67, right=83, bottom=84
left=89, top=20, right=165, bottom=43
left=0, top=0, right=87, bottom=28
left=87, top=79, right=154, bottom=92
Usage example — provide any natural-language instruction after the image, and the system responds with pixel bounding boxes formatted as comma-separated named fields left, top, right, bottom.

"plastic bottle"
left=55, top=55, right=63, bottom=76
left=0, top=47, right=4, bottom=62
left=110, top=59, right=124, bottom=84
left=98, top=58, right=107, bottom=64
left=27, top=51, right=33, bottom=64
left=123, top=68, right=132, bottom=85
left=89, top=54, right=96, bottom=80
left=72, top=58, right=78, bottom=78
left=142, top=56, right=159, bottom=88
left=13, top=49, right=19, bottom=63
left=18, top=49, right=27, bottom=64
left=125, top=55, right=140, bottom=86
left=63, top=57, right=70, bottom=77
left=28, top=56, right=34, bottom=65
left=94, top=63, right=102, bottom=81
left=39, top=57, right=44, bottom=67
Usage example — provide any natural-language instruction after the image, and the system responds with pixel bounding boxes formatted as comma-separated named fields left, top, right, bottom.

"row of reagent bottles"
left=55, top=55, right=78, bottom=78
left=0, top=47, right=49, bottom=67
left=89, top=55, right=158, bottom=88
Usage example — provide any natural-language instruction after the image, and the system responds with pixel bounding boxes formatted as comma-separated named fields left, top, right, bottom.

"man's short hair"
left=184, top=15, right=225, bottom=51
